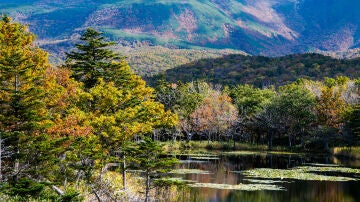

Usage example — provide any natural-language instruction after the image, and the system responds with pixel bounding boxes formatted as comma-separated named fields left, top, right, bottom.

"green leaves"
left=230, top=84, right=275, bottom=116
left=125, top=137, right=178, bottom=173
left=66, top=28, right=122, bottom=89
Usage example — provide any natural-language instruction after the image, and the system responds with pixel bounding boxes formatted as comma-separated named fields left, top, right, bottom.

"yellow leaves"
left=316, top=85, right=347, bottom=129
left=89, top=79, right=124, bottom=113
left=0, top=17, right=34, bottom=49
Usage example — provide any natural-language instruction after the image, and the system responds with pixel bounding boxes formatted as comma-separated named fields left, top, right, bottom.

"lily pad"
left=267, top=151, right=303, bottom=155
left=297, top=166, right=360, bottom=174
left=222, top=151, right=263, bottom=156
left=304, top=163, right=339, bottom=167
left=179, top=160, right=209, bottom=164
left=170, top=169, right=212, bottom=175
left=243, top=167, right=358, bottom=181
left=244, top=179, right=290, bottom=184
left=170, top=151, right=218, bottom=157
left=156, top=177, right=196, bottom=184
left=190, top=156, right=220, bottom=160
left=188, top=182, right=285, bottom=191
left=222, top=151, right=302, bottom=156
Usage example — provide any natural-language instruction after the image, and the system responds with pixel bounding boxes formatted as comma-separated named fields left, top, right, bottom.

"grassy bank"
left=163, top=140, right=289, bottom=152
left=332, top=146, right=360, bottom=159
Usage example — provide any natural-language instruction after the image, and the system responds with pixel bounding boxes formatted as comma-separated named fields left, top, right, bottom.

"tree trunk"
left=233, top=134, right=236, bottom=150
left=122, top=155, right=126, bottom=190
left=186, top=131, right=191, bottom=143
left=323, top=135, right=329, bottom=152
left=13, top=160, right=19, bottom=183
left=0, top=138, right=2, bottom=182
left=145, top=171, right=150, bottom=202
left=268, top=130, right=273, bottom=151
left=92, top=188, right=102, bottom=202
left=52, top=185, right=64, bottom=196
left=288, top=134, right=292, bottom=150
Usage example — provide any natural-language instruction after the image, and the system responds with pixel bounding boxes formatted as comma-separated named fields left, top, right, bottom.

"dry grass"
left=332, top=146, right=360, bottom=159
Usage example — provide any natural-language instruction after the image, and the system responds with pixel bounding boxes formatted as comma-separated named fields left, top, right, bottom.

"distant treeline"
left=154, top=76, right=360, bottom=151
left=153, top=53, right=360, bottom=87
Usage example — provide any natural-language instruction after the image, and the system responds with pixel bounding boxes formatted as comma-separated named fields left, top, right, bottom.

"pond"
left=170, top=150, right=360, bottom=202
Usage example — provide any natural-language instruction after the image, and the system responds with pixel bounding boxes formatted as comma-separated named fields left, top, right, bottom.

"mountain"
left=1, top=0, right=360, bottom=57
left=153, top=53, right=360, bottom=86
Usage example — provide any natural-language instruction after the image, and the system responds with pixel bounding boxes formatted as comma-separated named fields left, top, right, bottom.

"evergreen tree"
left=66, top=28, right=122, bottom=88
left=124, top=137, right=178, bottom=202
left=347, top=104, right=360, bottom=142
left=0, top=16, right=50, bottom=182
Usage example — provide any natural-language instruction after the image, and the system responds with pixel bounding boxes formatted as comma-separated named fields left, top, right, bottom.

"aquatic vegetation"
left=267, top=151, right=303, bottom=155
left=188, top=182, right=285, bottom=191
left=154, top=177, right=196, bottom=185
left=170, top=169, right=212, bottom=175
left=178, top=160, right=209, bottom=164
left=304, top=163, right=339, bottom=167
left=221, top=151, right=303, bottom=156
left=244, top=179, right=290, bottom=184
left=190, top=156, right=220, bottom=160
left=222, top=151, right=264, bottom=156
left=242, top=166, right=360, bottom=181
left=169, top=150, right=218, bottom=157
left=297, top=166, right=360, bottom=174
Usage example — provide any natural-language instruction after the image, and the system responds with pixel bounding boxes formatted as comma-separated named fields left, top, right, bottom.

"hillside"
left=153, top=53, right=360, bottom=86
left=1, top=0, right=360, bottom=56
left=118, top=46, right=244, bottom=76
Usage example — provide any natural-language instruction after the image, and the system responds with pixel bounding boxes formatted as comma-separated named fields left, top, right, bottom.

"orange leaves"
left=190, top=91, right=238, bottom=134
left=47, top=114, right=92, bottom=138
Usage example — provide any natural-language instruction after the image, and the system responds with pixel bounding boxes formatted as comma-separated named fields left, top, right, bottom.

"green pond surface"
left=171, top=151, right=360, bottom=202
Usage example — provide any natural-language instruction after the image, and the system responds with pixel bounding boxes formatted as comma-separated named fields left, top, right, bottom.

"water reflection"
left=174, top=152, right=360, bottom=202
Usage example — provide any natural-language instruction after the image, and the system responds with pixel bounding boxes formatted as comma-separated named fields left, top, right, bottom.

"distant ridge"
left=1, top=0, right=360, bottom=57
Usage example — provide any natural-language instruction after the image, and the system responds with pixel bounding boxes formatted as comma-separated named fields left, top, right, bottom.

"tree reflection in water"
left=172, top=153, right=360, bottom=202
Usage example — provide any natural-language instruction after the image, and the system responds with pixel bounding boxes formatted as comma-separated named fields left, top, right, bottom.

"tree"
left=0, top=16, right=51, bottom=183
left=347, top=104, right=360, bottom=143
left=230, top=84, right=274, bottom=117
left=66, top=28, right=178, bottom=196
left=277, top=84, right=316, bottom=148
left=255, top=84, right=316, bottom=149
left=190, top=90, right=238, bottom=144
left=66, top=28, right=122, bottom=89
left=80, top=76, right=178, bottom=150
left=316, top=84, right=347, bottom=150
left=124, top=137, right=178, bottom=202
left=172, top=81, right=210, bottom=141
left=230, top=85, right=275, bottom=146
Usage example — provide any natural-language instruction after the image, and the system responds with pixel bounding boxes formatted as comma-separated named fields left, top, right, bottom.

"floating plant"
left=242, top=166, right=359, bottom=181
left=244, top=179, right=290, bottom=184
left=170, top=169, right=212, bottom=175
left=188, top=182, right=285, bottom=191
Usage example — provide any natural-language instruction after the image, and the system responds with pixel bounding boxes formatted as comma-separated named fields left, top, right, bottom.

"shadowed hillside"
left=1, top=0, right=360, bottom=56
left=154, top=53, right=360, bottom=86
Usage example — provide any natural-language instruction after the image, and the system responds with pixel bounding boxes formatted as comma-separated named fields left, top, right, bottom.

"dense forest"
left=155, top=54, right=360, bottom=87
left=1, top=16, right=360, bottom=201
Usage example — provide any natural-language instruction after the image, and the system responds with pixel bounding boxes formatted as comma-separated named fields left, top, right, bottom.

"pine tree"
left=0, top=16, right=50, bottom=182
left=66, top=28, right=122, bottom=89
left=124, top=137, right=178, bottom=202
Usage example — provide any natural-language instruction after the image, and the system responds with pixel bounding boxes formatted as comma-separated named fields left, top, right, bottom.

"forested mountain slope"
left=154, top=53, right=360, bottom=86
left=1, top=0, right=360, bottom=56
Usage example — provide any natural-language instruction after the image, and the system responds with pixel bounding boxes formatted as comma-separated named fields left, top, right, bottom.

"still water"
left=173, top=151, right=360, bottom=202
